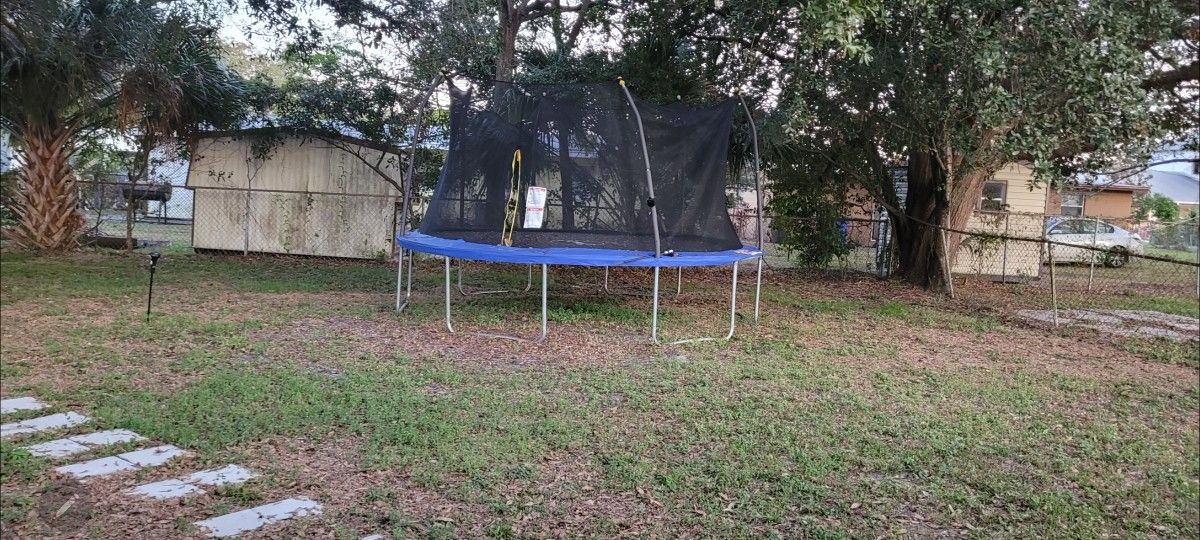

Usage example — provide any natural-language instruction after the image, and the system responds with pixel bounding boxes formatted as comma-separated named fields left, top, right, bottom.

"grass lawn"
left=1146, top=246, right=1199, bottom=264
left=1, top=249, right=1197, bottom=538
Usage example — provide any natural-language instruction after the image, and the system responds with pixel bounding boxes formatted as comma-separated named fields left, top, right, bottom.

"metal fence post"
left=1048, top=240, right=1059, bottom=327
left=1000, top=213, right=1010, bottom=283
left=243, top=181, right=251, bottom=256
left=1087, top=216, right=1098, bottom=291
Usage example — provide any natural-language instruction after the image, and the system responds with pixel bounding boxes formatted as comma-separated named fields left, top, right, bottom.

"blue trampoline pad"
left=397, top=232, right=763, bottom=268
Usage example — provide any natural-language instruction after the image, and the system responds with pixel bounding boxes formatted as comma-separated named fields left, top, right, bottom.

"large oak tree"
left=667, top=0, right=1198, bottom=288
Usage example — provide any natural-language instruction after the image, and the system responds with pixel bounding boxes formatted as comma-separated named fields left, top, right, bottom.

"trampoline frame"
left=457, top=261, right=533, bottom=296
left=394, top=248, right=756, bottom=344
left=394, top=78, right=769, bottom=345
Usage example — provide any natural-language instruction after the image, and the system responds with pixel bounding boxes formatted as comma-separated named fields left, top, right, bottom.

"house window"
left=979, top=181, right=1007, bottom=211
left=1061, top=193, right=1084, bottom=217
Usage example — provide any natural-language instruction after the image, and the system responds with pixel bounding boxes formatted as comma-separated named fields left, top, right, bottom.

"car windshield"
left=1049, top=220, right=1084, bottom=234
left=1047, top=219, right=1127, bottom=235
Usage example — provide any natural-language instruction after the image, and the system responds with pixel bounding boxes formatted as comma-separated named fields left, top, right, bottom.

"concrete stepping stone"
left=0, top=397, right=49, bottom=414
left=24, top=429, right=146, bottom=458
left=1, top=412, right=89, bottom=439
left=55, top=445, right=187, bottom=479
left=130, top=464, right=256, bottom=500
left=194, top=497, right=323, bottom=538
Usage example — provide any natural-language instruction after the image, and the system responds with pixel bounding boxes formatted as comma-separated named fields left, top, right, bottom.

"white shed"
left=186, top=131, right=404, bottom=259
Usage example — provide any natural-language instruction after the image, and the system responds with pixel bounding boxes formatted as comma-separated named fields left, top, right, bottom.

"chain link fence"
left=733, top=212, right=895, bottom=276
left=77, top=179, right=193, bottom=250
left=8, top=179, right=1200, bottom=334
left=70, top=180, right=409, bottom=259
left=734, top=207, right=1199, bottom=334
left=949, top=214, right=1198, bottom=339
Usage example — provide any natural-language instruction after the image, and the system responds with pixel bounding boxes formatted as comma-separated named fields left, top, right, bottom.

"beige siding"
left=188, top=138, right=248, bottom=189
left=192, top=189, right=248, bottom=251
left=993, top=163, right=1047, bottom=213
left=952, top=212, right=1043, bottom=280
left=186, top=135, right=402, bottom=259
left=950, top=164, right=1046, bottom=281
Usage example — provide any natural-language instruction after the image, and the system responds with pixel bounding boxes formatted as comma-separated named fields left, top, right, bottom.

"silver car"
left=1045, top=218, right=1145, bottom=267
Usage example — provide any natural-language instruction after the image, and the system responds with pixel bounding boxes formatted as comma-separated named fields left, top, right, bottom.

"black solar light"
left=146, top=252, right=161, bottom=322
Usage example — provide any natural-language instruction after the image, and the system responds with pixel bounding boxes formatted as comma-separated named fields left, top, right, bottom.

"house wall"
left=843, top=186, right=878, bottom=246
left=951, top=212, right=1044, bottom=280
left=991, top=163, right=1047, bottom=213
left=1082, top=191, right=1136, bottom=219
left=952, top=164, right=1046, bottom=280
left=186, top=136, right=402, bottom=259
left=1044, top=190, right=1062, bottom=215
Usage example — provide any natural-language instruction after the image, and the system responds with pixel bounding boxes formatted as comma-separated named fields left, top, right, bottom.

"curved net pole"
left=617, top=78, right=668, bottom=344
left=396, top=76, right=442, bottom=312
left=617, top=78, right=663, bottom=257
left=738, top=94, right=765, bottom=323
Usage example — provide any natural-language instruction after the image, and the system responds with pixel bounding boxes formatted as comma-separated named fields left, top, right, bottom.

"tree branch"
left=690, top=33, right=793, bottom=64
left=1142, top=59, right=1200, bottom=90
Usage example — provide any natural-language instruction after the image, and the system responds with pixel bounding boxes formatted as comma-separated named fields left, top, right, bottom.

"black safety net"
left=419, top=80, right=743, bottom=253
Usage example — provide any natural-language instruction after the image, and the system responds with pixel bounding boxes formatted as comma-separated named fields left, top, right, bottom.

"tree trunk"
left=125, top=138, right=153, bottom=250
left=10, top=128, right=83, bottom=251
left=892, top=149, right=995, bottom=291
left=558, top=123, right=574, bottom=229
left=124, top=181, right=137, bottom=250
left=495, top=2, right=520, bottom=81
left=892, top=150, right=949, bottom=289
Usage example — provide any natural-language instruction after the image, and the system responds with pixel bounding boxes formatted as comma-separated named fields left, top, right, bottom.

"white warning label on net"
left=524, top=186, right=547, bottom=229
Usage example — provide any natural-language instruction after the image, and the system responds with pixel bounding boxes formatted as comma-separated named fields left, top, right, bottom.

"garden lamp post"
left=146, top=252, right=161, bottom=322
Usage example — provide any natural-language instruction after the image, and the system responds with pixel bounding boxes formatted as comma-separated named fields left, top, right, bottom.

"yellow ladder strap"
left=501, top=148, right=522, bottom=247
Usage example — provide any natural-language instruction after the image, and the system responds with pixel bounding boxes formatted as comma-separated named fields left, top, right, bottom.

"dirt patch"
left=26, top=480, right=94, bottom=538
left=495, top=452, right=668, bottom=537
left=256, top=315, right=659, bottom=373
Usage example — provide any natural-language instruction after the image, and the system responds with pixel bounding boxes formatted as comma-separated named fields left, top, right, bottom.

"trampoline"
left=394, top=78, right=766, bottom=344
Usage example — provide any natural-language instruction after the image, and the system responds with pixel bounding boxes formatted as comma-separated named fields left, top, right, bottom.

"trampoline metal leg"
left=650, top=267, right=661, bottom=344
left=394, top=248, right=404, bottom=311
left=540, top=264, right=548, bottom=340
left=444, top=257, right=548, bottom=343
left=650, top=261, right=739, bottom=345
left=458, top=262, right=533, bottom=296
left=754, top=256, right=763, bottom=322
left=395, top=248, right=414, bottom=313
left=444, top=256, right=454, bottom=333
left=603, top=265, right=675, bottom=297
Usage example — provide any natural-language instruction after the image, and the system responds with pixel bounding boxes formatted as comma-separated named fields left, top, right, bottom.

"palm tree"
left=114, top=14, right=244, bottom=249
left=0, top=0, right=242, bottom=251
